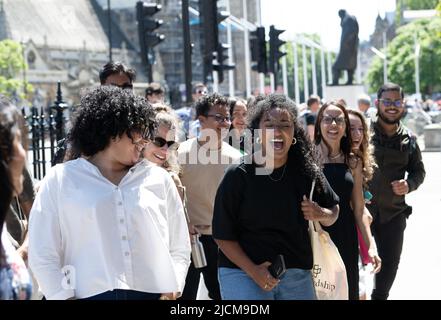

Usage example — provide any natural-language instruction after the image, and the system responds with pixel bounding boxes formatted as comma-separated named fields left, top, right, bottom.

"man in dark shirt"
left=367, top=83, right=425, bottom=300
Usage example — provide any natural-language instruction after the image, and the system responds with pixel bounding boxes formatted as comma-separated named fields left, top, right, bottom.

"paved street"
left=388, top=151, right=441, bottom=300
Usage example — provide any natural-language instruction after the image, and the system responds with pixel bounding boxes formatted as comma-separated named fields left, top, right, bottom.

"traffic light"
left=268, top=25, right=286, bottom=74
left=213, top=43, right=235, bottom=83
left=199, top=0, right=235, bottom=84
left=250, top=27, right=267, bottom=74
left=136, top=1, right=165, bottom=82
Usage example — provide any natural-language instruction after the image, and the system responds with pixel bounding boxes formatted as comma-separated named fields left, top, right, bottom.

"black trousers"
left=180, top=235, right=221, bottom=300
left=371, top=213, right=407, bottom=300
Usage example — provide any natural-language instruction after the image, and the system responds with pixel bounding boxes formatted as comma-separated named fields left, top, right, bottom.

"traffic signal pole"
left=269, top=25, right=286, bottom=93
left=182, top=0, right=193, bottom=103
left=136, top=1, right=164, bottom=83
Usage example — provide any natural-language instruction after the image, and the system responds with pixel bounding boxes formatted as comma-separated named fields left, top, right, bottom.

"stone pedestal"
left=424, top=123, right=441, bottom=151
left=324, top=85, right=365, bottom=108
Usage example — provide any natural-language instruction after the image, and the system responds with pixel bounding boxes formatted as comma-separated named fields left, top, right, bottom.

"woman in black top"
left=212, top=94, right=340, bottom=300
left=314, top=101, right=381, bottom=300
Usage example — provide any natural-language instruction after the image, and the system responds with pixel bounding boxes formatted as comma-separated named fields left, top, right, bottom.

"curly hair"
left=314, top=100, right=353, bottom=166
left=347, top=109, right=377, bottom=188
left=195, top=93, right=229, bottom=119
left=0, top=96, right=23, bottom=261
left=247, top=94, right=325, bottom=191
left=68, top=86, right=156, bottom=157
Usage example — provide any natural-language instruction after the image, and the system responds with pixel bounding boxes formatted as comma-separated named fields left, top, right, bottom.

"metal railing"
left=24, top=82, right=71, bottom=180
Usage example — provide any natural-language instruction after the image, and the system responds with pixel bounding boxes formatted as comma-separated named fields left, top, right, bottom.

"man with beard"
left=367, top=83, right=425, bottom=300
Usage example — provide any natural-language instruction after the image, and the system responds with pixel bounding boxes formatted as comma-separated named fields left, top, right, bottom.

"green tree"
left=366, top=17, right=441, bottom=96
left=0, top=39, right=32, bottom=99
left=403, top=0, right=439, bottom=9
left=396, top=0, right=439, bottom=25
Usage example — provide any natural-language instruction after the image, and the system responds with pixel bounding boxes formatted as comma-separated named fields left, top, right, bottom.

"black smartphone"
left=268, top=254, right=286, bottom=279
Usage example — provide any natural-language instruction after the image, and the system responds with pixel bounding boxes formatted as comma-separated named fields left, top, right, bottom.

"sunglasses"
left=322, top=115, right=346, bottom=126
left=379, top=99, right=403, bottom=108
left=152, top=137, right=177, bottom=149
left=206, top=114, right=231, bottom=123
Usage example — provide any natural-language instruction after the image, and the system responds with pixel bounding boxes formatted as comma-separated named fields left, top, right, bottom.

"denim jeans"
left=218, top=267, right=316, bottom=300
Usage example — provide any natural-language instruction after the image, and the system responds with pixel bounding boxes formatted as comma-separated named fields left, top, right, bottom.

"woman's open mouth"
left=270, top=138, right=284, bottom=150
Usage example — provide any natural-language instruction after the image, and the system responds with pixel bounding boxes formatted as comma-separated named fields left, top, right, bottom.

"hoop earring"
left=292, top=137, right=297, bottom=145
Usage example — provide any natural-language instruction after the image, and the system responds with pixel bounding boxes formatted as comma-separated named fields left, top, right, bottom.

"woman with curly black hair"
left=0, top=96, right=32, bottom=300
left=28, top=86, right=191, bottom=300
left=212, top=94, right=340, bottom=300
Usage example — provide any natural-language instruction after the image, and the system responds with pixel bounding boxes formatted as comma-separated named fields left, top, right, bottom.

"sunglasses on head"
left=152, top=137, right=177, bottom=148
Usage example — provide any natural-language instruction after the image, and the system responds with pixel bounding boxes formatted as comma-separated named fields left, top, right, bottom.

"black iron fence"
left=23, top=82, right=72, bottom=180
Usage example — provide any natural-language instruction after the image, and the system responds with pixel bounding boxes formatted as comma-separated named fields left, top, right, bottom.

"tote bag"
left=308, top=180, right=348, bottom=300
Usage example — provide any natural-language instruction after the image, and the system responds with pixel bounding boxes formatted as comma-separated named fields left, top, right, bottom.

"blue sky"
left=261, top=0, right=396, bottom=51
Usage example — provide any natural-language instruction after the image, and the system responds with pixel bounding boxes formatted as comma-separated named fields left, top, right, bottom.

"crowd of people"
left=0, top=61, right=425, bottom=300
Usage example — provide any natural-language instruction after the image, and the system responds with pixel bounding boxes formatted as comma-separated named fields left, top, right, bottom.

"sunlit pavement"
left=388, top=151, right=441, bottom=300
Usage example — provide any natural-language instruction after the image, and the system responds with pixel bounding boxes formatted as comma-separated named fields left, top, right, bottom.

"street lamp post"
left=370, top=46, right=387, bottom=84
left=414, top=34, right=421, bottom=98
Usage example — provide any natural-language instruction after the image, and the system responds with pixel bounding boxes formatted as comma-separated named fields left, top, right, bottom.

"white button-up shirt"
left=28, top=159, right=191, bottom=300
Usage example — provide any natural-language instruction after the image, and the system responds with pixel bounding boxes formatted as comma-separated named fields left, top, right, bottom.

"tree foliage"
left=0, top=39, right=32, bottom=100
left=366, top=17, right=441, bottom=97
left=403, top=0, right=439, bottom=10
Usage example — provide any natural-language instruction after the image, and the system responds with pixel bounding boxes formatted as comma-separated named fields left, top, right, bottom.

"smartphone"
left=268, top=254, right=287, bottom=279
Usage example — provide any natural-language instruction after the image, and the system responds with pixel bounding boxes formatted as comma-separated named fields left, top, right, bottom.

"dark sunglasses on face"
left=206, top=114, right=231, bottom=123
left=152, top=137, right=177, bottom=148
left=379, top=99, right=403, bottom=108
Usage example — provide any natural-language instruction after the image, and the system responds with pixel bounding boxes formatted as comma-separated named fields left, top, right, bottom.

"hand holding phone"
left=267, top=254, right=287, bottom=279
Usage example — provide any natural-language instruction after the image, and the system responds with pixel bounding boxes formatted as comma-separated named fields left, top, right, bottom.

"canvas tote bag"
left=308, top=180, right=348, bottom=300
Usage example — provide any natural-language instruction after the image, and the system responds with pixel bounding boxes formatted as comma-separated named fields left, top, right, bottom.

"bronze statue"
left=332, top=10, right=359, bottom=85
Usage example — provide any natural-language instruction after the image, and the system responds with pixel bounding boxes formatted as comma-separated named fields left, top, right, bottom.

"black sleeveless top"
left=322, top=163, right=359, bottom=300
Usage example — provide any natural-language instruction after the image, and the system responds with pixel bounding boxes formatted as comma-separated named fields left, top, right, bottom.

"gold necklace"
left=268, top=164, right=287, bottom=182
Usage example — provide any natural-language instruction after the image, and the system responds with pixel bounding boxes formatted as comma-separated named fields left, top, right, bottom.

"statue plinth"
left=324, top=84, right=365, bottom=108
